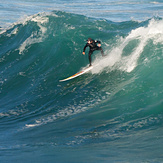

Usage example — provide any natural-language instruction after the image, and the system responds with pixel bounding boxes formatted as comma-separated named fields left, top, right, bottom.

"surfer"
left=83, top=38, right=105, bottom=66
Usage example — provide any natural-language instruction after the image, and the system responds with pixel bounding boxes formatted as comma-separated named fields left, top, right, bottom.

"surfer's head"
left=87, top=38, right=93, bottom=44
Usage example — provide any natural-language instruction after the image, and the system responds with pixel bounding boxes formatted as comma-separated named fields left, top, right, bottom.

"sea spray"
left=92, top=18, right=163, bottom=73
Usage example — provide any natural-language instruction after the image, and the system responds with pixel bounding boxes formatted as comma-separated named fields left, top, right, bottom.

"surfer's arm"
left=95, top=40, right=101, bottom=47
left=83, top=44, right=88, bottom=54
left=95, top=40, right=101, bottom=44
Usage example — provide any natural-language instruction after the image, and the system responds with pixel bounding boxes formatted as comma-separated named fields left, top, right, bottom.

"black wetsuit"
left=83, top=39, right=104, bottom=66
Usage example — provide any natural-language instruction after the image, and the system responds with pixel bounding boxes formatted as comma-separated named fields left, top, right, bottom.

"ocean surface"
left=1, top=0, right=163, bottom=162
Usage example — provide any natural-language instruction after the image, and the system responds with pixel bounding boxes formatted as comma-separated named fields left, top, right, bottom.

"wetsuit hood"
left=87, top=38, right=93, bottom=42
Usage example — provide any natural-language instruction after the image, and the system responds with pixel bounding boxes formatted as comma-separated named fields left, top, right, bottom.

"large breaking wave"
left=1, top=11, right=163, bottom=162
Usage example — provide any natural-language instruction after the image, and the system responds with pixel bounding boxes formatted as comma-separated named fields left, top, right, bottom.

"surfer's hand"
left=98, top=43, right=101, bottom=47
left=83, top=52, right=85, bottom=55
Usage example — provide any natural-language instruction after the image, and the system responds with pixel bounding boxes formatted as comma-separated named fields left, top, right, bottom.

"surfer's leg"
left=98, top=47, right=105, bottom=56
left=88, top=51, right=93, bottom=66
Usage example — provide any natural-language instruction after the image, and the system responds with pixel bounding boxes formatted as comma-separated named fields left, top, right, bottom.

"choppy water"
left=1, top=1, right=163, bottom=163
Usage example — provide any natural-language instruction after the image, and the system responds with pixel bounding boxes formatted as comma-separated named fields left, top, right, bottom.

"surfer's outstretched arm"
left=83, top=43, right=88, bottom=55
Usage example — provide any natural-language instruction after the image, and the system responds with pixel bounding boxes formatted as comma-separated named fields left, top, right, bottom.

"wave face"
left=1, top=11, right=163, bottom=162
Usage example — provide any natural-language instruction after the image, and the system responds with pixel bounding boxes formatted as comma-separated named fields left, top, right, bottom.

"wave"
left=1, top=11, right=163, bottom=158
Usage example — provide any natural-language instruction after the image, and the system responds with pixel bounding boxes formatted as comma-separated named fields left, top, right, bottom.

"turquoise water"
left=1, top=1, right=163, bottom=163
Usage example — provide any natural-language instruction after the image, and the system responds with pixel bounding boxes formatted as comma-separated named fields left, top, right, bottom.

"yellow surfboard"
left=59, top=66, right=93, bottom=82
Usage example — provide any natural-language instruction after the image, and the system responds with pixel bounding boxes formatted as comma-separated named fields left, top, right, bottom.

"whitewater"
left=1, top=1, right=163, bottom=163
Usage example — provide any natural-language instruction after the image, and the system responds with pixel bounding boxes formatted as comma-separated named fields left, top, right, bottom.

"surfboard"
left=59, top=66, right=93, bottom=82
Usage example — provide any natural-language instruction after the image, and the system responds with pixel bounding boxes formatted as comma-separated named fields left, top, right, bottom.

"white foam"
left=24, top=96, right=104, bottom=129
left=18, top=13, right=49, bottom=54
left=0, top=108, right=27, bottom=118
left=92, top=19, right=163, bottom=73
left=25, top=105, right=88, bottom=129
left=18, top=33, right=43, bottom=54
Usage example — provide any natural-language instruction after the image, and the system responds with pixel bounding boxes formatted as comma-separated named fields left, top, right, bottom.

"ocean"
left=1, top=0, right=163, bottom=162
